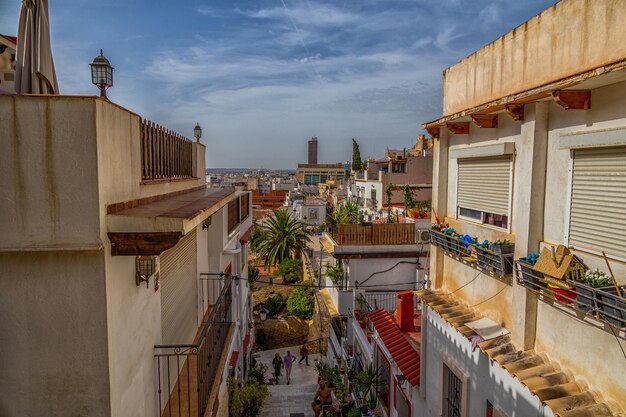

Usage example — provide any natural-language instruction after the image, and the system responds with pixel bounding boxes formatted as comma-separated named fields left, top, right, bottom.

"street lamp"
left=90, top=49, right=113, bottom=100
left=259, top=307, right=268, bottom=322
left=194, top=123, right=202, bottom=142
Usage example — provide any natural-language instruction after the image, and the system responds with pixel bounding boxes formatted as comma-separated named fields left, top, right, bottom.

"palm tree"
left=251, top=209, right=311, bottom=268
left=336, top=201, right=362, bottom=224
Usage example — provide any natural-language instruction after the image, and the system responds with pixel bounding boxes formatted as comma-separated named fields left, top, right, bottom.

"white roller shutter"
left=457, top=156, right=512, bottom=216
left=569, top=147, right=626, bottom=257
left=160, top=229, right=198, bottom=344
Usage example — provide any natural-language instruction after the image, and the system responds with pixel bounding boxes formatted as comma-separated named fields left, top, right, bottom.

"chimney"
left=394, top=291, right=416, bottom=332
left=416, top=134, right=425, bottom=153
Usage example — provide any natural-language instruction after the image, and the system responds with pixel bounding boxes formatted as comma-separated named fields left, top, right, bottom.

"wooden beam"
left=505, top=104, right=525, bottom=121
left=426, top=126, right=440, bottom=138
left=471, top=114, right=498, bottom=128
left=446, top=122, right=470, bottom=135
left=552, top=90, right=591, bottom=110
left=333, top=251, right=429, bottom=259
left=108, top=232, right=181, bottom=256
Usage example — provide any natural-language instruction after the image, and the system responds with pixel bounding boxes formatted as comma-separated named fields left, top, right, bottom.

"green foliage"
left=247, top=265, right=261, bottom=286
left=336, top=202, right=362, bottom=225
left=581, top=268, right=613, bottom=287
left=315, top=361, right=342, bottom=388
left=492, top=239, right=512, bottom=246
left=346, top=409, right=361, bottom=417
left=403, top=185, right=416, bottom=210
left=355, top=364, right=381, bottom=403
left=264, top=293, right=287, bottom=317
left=415, top=199, right=431, bottom=212
left=313, top=223, right=326, bottom=233
left=247, top=363, right=268, bottom=385
left=252, top=209, right=311, bottom=268
left=228, top=377, right=269, bottom=417
left=287, top=282, right=314, bottom=320
left=352, top=138, right=363, bottom=172
left=275, top=258, right=303, bottom=284
left=326, top=262, right=345, bottom=288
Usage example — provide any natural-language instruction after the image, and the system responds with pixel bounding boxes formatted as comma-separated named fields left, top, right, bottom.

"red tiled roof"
left=242, top=334, right=250, bottom=351
left=0, top=35, right=17, bottom=45
left=239, top=225, right=254, bottom=244
left=229, top=350, right=240, bottom=368
left=369, top=309, right=420, bottom=386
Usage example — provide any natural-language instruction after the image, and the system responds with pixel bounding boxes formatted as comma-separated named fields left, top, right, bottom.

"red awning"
left=239, top=225, right=254, bottom=244
left=229, top=351, right=240, bottom=368
left=369, top=309, right=420, bottom=386
left=242, top=334, right=250, bottom=351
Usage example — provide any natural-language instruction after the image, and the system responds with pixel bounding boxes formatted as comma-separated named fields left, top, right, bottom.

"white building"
left=0, top=95, right=254, bottom=417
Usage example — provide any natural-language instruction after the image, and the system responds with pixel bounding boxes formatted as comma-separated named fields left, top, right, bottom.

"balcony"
left=154, top=279, right=233, bottom=417
left=515, top=260, right=626, bottom=330
left=334, top=223, right=416, bottom=246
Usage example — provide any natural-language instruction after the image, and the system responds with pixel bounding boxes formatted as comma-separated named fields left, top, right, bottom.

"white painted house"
left=0, top=95, right=254, bottom=417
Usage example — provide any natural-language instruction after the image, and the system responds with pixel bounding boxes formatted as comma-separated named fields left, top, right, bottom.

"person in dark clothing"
left=298, top=342, right=310, bottom=365
left=272, top=352, right=283, bottom=383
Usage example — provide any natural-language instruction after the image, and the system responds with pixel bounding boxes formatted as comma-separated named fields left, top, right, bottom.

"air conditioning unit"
left=416, top=227, right=430, bottom=244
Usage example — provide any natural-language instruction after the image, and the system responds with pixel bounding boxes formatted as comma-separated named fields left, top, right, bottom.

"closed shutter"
left=569, top=147, right=626, bottom=257
left=160, top=229, right=198, bottom=344
left=457, top=156, right=511, bottom=215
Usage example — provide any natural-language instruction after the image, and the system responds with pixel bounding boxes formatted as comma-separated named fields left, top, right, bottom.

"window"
left=312, top=175, right=320, bottom=184
left=457, top=156, right=512, bottom=229
left=376, top=348, right=391, bottom=412
left=569, top=147, right=626, bottom=258
left=443, top=363, right=462, bottom=417
left=304, top=175, right=312, bottom=185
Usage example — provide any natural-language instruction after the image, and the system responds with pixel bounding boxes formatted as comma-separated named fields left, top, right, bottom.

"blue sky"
left=1, top=0, right=556, bottom=168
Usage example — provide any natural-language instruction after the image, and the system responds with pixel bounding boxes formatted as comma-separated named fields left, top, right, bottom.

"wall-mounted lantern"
left=90, top=49, right=113, bottom=100
left=194, top=123, right=202, bottom=142
left=259, top=307, right=268, bottom=322
left=136, top=256, right=156, bottom=287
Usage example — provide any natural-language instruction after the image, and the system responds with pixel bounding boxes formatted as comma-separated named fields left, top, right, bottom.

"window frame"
left=439, top=357, right=468, bottom=417
left=455, top=155, right=514, bottom=232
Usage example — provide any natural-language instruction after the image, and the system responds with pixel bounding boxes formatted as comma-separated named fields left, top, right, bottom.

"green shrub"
left=228, top=377, right=269, bottom=417
left=264, top=293, right=287, bottom=317
left=248, top=362, right=267, bottom=385
left=287, top=282, right=314, bottom=320
left=275, top=258, right=303, bottom=283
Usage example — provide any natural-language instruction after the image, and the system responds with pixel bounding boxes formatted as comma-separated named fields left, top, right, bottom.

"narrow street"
left=257, top=345, right=321, bottom=417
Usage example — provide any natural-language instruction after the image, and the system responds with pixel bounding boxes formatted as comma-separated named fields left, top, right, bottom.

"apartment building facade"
left=418, top=1, right=626, bottom=416
left=0, top=95, right=253, bottom=417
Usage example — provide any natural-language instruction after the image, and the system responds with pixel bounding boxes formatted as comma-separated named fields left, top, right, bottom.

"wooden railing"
left=140, top=119, right=193, bottom=181
left=336, top=223, right=416, bottom=245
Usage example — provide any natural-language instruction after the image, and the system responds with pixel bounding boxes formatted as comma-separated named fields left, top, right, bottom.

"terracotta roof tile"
left=368, top=309, right=420, bottom=386
left=414, top=289, right=619, bottom=417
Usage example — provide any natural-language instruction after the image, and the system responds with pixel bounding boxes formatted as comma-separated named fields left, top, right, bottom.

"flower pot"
left=548, top=284, right=576, bottom=305
left=596, top=285, right=626, bottom=328
left=517, top=259, right=545, bottom=289
left=475, top=246, right=493, bottom=271
left=571, top=281, right=596, bottom=313
left=492, top=243, right=514, bottom=255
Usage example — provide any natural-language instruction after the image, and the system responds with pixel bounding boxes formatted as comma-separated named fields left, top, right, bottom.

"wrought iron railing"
left=198, top=274, right=225, bottom=321
left=515, top=260, right=626, bottom=330
left=140, top=118, right=193, bottom=181
left=154, top=279, right=233, bottom=417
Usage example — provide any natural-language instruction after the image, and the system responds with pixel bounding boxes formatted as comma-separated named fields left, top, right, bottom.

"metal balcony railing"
left=154, top=279, right=232, bottom=417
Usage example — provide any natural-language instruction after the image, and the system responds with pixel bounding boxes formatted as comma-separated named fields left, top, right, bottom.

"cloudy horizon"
left=0, top=0, right=556, bottom=169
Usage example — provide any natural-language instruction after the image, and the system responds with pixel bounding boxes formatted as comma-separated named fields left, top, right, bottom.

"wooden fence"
left=140, top=119, right=193, bottom=181
left=337, top=223, right=416, bottom=245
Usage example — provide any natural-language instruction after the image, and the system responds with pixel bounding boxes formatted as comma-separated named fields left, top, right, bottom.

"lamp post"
left=90, top=49, right=113, bottom=100
left=194, top=123, right=202, bottom=142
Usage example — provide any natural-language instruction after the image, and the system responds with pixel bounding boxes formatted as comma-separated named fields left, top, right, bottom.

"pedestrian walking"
left=298, top=341, right=310, bottom=365
left=283, top=350, right=297, bottom=384
left=272, top=352, right=283, bottom=383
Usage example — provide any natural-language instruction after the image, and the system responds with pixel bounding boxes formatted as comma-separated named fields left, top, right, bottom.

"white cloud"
left=238, top=3, right=359, bottom=27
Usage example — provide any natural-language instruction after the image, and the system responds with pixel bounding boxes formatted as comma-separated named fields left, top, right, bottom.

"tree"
left=274, top=258, right=303, bottom=283
left=252, top=209, right=311, bottom=268
left=352, top=138, right=363, bottom=172
left=287, top=282, right=314, bottom=320
left=385, top=185, right=393, bottom=222
left=403, top=185, right=416, bottom=211
left=247, top=265, right=261, bottom=286
left=325, top=262, right=345, bottom=289
left=336, top=201, right=362, bottom=225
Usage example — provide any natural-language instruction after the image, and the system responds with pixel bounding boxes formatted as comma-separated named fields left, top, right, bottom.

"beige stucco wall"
left=0, top=96, right=101, bottom=250
left=442, top=0, right=626, bottom=116
left=0, top=251, right=111, bottom=417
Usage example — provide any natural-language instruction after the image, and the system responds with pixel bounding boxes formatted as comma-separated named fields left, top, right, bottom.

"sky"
left=0, top=0, right=557, bottom=169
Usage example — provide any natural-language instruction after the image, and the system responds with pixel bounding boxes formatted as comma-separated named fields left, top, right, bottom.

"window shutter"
left=160, top=229, right=197, bottom=344
left=569, top=147, right=626, bottom=257
left=457, top=156, right=511, bottom=215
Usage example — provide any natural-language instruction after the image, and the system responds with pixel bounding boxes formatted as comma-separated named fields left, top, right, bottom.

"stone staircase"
left=261, top=383, right=319, bottom=417
left=255, top=345, right=321, bottom=417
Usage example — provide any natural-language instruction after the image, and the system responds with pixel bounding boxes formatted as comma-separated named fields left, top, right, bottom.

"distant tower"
left=308, top=136, right=318, bottom=164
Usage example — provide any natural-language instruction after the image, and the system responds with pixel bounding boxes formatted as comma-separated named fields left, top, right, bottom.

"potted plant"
left=475, top=240, right=493, bottom=271
left=491, top=239, right=514, bottom=254
left=571, top=268, right=612, bottom=312
left=490, top=240, right=515, bottom=275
